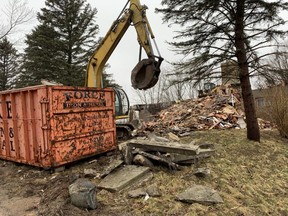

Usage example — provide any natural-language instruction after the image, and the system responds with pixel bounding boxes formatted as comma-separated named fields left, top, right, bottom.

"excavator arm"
left=86, top=0, right=163, bottom=90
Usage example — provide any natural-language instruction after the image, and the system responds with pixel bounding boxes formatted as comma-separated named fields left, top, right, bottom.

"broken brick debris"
left=139, top=95, right=273, bottom=135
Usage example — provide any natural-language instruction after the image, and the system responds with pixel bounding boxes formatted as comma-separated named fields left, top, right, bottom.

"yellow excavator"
left=85, top=0, right=163, bottom=139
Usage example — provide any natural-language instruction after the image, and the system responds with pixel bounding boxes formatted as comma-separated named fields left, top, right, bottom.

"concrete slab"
left=176, top=185, right=223, bottom=205
left=124, top=139, right=214, bottom=165
left=97, top=165, right=151, bottom=192
left=99, top=159, right=123, bottom=178
left=127, top=140, right=200, bottom=155
left=237, top=117, right=247, bottom=129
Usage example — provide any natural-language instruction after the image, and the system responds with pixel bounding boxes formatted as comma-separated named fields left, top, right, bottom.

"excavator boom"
left=86, top=0, right=163, bottom=90
left=85, top=0, right=164, bottom=140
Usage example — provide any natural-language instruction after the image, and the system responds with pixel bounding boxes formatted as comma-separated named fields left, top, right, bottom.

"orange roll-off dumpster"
left=0, top=85, right=116, bottom=168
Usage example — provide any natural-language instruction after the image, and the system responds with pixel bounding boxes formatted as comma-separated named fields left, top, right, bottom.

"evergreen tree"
left=102, top=65, right=121, bottom=88
left=21, top=0, right=99, bottom=87
left=0, top=37, right=19, bottom=90
left=19, top=25, right=63, bottom=86
left=157, top=0, right=288, bottom=141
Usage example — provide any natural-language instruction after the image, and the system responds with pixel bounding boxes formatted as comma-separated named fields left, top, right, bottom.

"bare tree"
left=258, top=46, right=288, bottom=87
left=0, top=0, right=34, bottom=40
left=134, top=67, right=197, bottom=104
left=163, top=71, right=189, bottom=101
left=135, top=72, right=166, bottom=104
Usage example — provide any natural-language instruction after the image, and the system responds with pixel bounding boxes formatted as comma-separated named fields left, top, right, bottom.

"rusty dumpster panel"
left=0, top=85, right=116, bottom=168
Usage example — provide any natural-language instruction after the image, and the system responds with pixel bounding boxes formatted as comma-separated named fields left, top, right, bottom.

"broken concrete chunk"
left=122, top=139, right=213, bottom=169
left=54, top=166, right=65, bottom=172
left=198, top=148, right=215, bottom=156
left=197, top=143, right=215, bottom=149
left=99, top=159, right=123, bottom=179
left=128, top=188, right=146, bottom=198
left=146, top=185, right=161, bottom=197
left=128, top=185, right=161, bottom=199
left=169, top=145, right=215, bottom=165
left=138, top=151, right=181, bottom=170
left=83, top=169, right=98, bottom=178
left=88, top=159, right=97, bottom=164
left=127, top=140, right=200, bottom=156
left=147, top=133, right=170, bottom=142
left=178, top=132, right=191, bottom=137
left=69, top=173, right=80, bottom=184
left=98, top=165, right=151, bottom=192
left=170, top=153, right=212, bottom=165
left=170, top=153, right=198, bottom=164
left=133, top=154, right=154, bottom=167
left=69, top=178, right=97, bottom=210
left=193, top=168, right=211, bottom=178
left=123, top=139, right=214, bottom=168
left=176, top=185, right=223, bottom=205
left=168, top=132, right=180, bottom=141
left=118, top=141, right=128, bottom=152
left=123, top=146, right=134, bottom=165
left=237, top=117, right=247, bottom=129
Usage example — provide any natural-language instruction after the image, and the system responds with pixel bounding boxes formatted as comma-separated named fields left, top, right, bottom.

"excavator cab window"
left=114, top=88, right=129, bottom=117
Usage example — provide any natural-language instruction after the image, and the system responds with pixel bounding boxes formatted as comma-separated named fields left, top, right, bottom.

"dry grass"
left=262, top=86, right=288, bottom=138
left=2, top=129, right=287, bottom=216
left=97, top=129, right=288, bottom=216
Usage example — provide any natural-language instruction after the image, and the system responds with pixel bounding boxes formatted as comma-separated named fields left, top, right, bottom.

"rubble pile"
left=141, top=95, right=272, bottom=135
left=120, top=137, right=215, bottom=170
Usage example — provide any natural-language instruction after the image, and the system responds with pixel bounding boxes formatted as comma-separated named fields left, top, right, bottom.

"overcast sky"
left=2, top=0, right=177, bottom=104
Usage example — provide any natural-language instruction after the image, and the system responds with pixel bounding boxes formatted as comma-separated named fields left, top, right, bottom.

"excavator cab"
left=114, top=88, right=135, bottom=140
left=198, top=82, right=216, bottom=98
left=114, top=88, right=129, bottom=117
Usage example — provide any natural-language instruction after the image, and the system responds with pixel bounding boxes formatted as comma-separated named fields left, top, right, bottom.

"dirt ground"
left=0, top=129, right=287, bottom=216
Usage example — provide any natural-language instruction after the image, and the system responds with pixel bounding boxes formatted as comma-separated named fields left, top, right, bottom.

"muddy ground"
left=0, top=129, right=287, bottom=216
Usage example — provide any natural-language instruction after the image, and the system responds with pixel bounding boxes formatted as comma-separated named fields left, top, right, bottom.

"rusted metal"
left=0, top=85, right=116, bottom=168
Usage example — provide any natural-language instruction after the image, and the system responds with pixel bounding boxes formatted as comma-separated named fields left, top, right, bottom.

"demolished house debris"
left=140, top=94, right=273, bottom=135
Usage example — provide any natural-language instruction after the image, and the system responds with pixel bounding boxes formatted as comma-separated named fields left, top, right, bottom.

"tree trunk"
left=235, top=0, right=260, bottom=142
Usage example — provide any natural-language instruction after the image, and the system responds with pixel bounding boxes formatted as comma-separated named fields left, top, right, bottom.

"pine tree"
left=157, top=0, right=288, bottom=142
left=21, top=0, right=99, bottom=87
left=0, top=37, right=19, bottom=90
left=19, top=25, right=63, bottom=86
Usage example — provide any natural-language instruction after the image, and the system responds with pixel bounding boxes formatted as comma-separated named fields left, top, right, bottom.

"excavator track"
left=116, top=124, right=134, bottom=141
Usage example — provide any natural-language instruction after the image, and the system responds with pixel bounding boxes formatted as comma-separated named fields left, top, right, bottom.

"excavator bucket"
left=131, top=57, right=163, bottom=90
